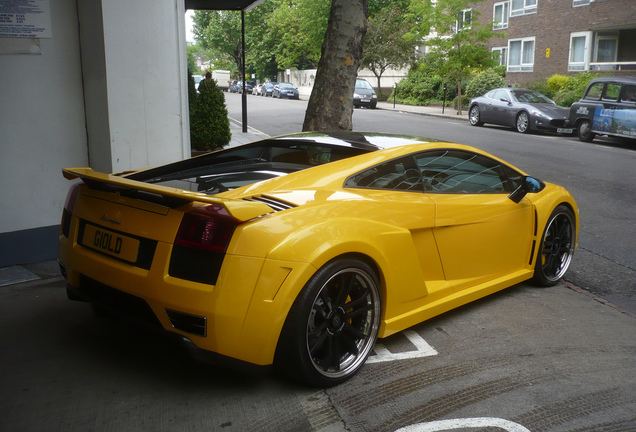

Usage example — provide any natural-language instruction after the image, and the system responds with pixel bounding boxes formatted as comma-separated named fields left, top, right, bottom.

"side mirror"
left=500, top=97, right=511, bottom=104
left=508, top=176, right=546, bottom=203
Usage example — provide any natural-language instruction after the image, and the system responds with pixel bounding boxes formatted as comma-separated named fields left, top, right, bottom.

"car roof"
left=588, top=76, right=636, bottom=85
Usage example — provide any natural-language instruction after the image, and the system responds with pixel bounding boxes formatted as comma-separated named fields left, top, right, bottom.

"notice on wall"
left=0, top=0, right=52, bottom=38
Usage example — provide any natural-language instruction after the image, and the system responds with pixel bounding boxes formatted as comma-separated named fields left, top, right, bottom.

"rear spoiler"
left=63, top=167, right=274, bottom=221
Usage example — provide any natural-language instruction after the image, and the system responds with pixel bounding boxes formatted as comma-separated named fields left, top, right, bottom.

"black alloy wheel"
left=533, top=205, right=575, bottom=287
left=275, top=258, right=381, bottom=387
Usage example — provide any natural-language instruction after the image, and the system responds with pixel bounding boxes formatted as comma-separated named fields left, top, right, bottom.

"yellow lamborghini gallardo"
left=58, top=133, right=578, bottom=386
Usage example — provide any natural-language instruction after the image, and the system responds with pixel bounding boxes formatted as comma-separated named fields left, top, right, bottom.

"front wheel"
left=469, top=105, right=483, bottom=126
left=532, top=205, right=575, bottom=287
left=516, top=111, right=530, bottom=133
left=275, top=258, right=381, bottom=387
left=577, top=120, right=596, bottom=142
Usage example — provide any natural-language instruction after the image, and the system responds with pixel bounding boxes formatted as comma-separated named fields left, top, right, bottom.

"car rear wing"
left=63, top=167, right=274, bottom=221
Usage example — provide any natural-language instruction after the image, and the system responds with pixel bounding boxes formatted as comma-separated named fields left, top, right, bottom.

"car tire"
left=516, top=111, right=530, bottom=133
left=275, top=257, right=381, bottom=387
left=469, top=105, right=483, bottom=126
left=532, top=205, right=575, bottom=287
left=577, top=120, right=596, bottom=142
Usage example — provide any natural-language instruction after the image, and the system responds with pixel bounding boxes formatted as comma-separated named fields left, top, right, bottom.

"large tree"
left=303, top=0, right=368, bottom=131
left=409, top=0, right=498, bottom=114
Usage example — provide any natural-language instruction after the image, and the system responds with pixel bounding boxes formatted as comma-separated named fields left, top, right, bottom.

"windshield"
left=356, top=80, right=373, bottom=90
left=280, top=83, right=295, bottom=89
left=512, top=90, right=552, bottom=104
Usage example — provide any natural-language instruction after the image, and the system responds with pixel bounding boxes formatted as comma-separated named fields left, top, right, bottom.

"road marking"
left=366, top=330, right=438, bottom=364
left=394, top=417, right=531, bottom=432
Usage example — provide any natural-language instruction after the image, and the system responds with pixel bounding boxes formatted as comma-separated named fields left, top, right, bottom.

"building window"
left=493, top=2, right=509, bottom=30
left=573, top=0, right=590, bottom=6
left=569, top=32, right=591, bottom=71
left=492, top=47, right=508, bottom=66
left=508, top=37, right=535, bottom=72
left=511, top=0, right=537, bottom=16
left=455, top=9, right=472, bottom=32
left=594, top=33, right=618, bottom=70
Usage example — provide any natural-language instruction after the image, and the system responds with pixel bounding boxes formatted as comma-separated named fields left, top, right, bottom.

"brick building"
left=468, top=0, right=636, bottom=85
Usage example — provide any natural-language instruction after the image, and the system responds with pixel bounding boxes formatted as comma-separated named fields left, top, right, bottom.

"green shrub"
left=465, top=69, right=506, bottom=99
left=546, top=74, right=569, bottom=96
left=189, top=70, right=231, bottom=151
left=553, top=71, right=605, bottom=107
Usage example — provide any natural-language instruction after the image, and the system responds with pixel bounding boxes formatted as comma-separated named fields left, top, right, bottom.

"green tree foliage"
left=361, top=2, right=418, bottom=94
left=268, top=0, right=331, bottom=70
left=408, top=0, right=499, bottom=113
left=189, top=70, right=231, bottom=151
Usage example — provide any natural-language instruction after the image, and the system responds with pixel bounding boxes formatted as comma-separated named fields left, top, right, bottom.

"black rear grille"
left=71, top=275, right=162, bottom=329
left=245, top=195, right=297, bottom=212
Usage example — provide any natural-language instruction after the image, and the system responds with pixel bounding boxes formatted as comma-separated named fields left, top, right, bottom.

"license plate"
left=557, top=128, right=574, bottom=134
left=362, top=99, right=371, bottom=102
left=82, top=224, right=140, bottom=263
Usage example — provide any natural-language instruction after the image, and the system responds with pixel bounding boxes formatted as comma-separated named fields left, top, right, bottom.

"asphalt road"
left=227, top=92, right=636, bottom=316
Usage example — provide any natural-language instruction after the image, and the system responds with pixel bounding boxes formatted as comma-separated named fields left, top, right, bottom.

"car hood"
left=525, top=103, right=569, bottom=119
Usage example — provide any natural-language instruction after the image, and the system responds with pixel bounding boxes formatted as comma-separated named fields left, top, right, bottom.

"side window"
left=345, top=150, right=516, bottom=194
left=414, top=150, right=511, bottom=194
left=584, top=83, right=604, bottom=100
left=603, top=83, right=621, bottom=101
left=621, top=85, right=636, bottom=103
left=344, top=155, right=423, bottom=191
left=494, top=90, right=509, bottom=101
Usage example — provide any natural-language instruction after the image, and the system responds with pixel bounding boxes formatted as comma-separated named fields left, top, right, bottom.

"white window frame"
left=511, top=0, right=537, bottom=16
left=594, top=33, right=619, bottom=69
left=492, top=47, right=508, bottom=66
left=568, top=31, right=591, bottom=71
left=493, top=2, right=509, bottom=30
left=507, top=37, right=535, bottom=72
left=455, top=9, right=472, bottom=33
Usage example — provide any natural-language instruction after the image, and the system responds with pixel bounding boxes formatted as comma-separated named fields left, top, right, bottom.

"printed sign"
left=0, top=0, right=52, bottom=38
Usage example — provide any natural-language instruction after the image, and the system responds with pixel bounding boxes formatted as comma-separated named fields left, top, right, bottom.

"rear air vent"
left=165, top=309, right=207, bottom=337
left=245, top=195, right=296, bottom=212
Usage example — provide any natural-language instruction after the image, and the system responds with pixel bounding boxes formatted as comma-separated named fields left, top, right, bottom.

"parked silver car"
left=469, top=88, right=573, bottom=134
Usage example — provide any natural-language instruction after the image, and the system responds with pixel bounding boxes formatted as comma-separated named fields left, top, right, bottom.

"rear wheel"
left=532, top=205, right=575, bottom=287
left=275, top=258, right=381, bottom=387
left=577, top=119, right=596, bottom=142
left=516, top=111, right=530, bottom=133
left=469, top=105, right=483, bottom=126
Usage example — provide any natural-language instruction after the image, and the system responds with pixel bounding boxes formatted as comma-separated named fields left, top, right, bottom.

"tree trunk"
left=303, top=0, right=368, bottom=131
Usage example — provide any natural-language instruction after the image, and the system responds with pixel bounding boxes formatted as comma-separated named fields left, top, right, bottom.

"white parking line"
left=394, top=417, right=531, bottom=432
left=366, top=330, right=438, bottom=364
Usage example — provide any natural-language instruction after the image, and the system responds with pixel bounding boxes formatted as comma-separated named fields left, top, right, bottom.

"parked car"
left=59, top=132, right=578, bottom=386
left=567, top=76, right=636, bottom=142
left=469, top=88, right=573, bottom=134
left=229, top=80, right=239, bottom=93
left=273, top=82, right=300, bottom=99
left=236, top=81, right=255, bottom=94
left=253, top=84, right=263, bottom=96
left=353, top=78, right=378, bottom=109
left=261, top=82, right=277, bottom=97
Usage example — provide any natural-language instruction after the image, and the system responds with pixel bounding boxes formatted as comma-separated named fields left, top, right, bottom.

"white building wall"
left=0, top=0, right=190, bottom=266
left=0, top=0, right=88, bottom=260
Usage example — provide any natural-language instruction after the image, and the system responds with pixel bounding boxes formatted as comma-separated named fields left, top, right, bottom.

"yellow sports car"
left=59, top=132, right=578, bottom=386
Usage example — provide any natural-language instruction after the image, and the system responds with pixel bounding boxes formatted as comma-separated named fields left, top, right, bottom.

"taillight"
left=174, top=204, right=241, bottom=253
left=170, top=204, right=241, bottom=285
left=61, top=183, right=81, bottom=238
left=64, top=182, right=81, bottom=212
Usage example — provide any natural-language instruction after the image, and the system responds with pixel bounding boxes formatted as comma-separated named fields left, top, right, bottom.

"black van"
left=568, top=76, right=636, bottom=142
